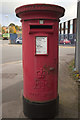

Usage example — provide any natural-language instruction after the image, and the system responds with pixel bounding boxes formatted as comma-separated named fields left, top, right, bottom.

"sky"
left=0, top=0, right=78, bottom=26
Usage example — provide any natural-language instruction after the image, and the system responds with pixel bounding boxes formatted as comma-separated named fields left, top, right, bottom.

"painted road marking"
left=1, top=43, right=75, bottom=48
left=59, top=46, right=75, bottom=48
left=3, top=44, right=22, bottom=47
left=1, top=60, right=22, bottom=66
left=0, top=44, right=22, bottom=47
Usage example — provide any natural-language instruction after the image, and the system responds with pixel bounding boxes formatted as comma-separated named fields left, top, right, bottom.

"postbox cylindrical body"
left=15, top=4, right=65, bottom=118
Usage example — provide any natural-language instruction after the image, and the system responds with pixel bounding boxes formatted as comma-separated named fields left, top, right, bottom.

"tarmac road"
left=2, top=40, right=22, bottom=64
left=2, top=40, right=75, bottom=64
left=1, top=40, right=78, bottom=118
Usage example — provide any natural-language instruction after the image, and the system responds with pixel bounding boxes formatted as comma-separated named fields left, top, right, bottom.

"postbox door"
left=32, top=33, right=58, bottom=102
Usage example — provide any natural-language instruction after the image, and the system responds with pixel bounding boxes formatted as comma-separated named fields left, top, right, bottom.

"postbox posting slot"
left=29, top=23, right=54, bottom=34
left=30, top=25, right=52, bottom=29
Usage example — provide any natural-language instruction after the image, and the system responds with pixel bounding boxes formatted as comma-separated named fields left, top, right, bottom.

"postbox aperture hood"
left=15, top=4, right=65, bottom=20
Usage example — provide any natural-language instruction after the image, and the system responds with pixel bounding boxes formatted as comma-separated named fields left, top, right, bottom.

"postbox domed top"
left=15, top=4, right=65, bottom=20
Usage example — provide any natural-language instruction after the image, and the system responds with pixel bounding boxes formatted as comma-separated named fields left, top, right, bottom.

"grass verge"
left=69, top=60, right=80, bottom=81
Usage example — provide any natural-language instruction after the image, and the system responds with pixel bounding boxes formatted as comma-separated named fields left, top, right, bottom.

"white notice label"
left=36, top=37, right=47, bottom=55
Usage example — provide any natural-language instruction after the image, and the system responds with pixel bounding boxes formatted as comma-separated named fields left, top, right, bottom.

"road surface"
left=1, top=40, right=78, bottom=118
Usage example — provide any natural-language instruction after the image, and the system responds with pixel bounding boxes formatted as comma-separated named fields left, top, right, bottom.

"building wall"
left=59, top=18, right=77, bottom=43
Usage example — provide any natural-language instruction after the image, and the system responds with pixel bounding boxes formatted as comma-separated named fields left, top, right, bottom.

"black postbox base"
left=23, top=95, right=59, bottom=119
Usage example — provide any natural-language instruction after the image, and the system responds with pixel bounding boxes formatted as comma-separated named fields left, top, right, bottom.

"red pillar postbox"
left=15, top=4, right=65, bottom=118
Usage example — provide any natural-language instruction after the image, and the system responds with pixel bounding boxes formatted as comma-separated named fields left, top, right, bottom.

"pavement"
left=2, top=42, right=78, bottom=119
